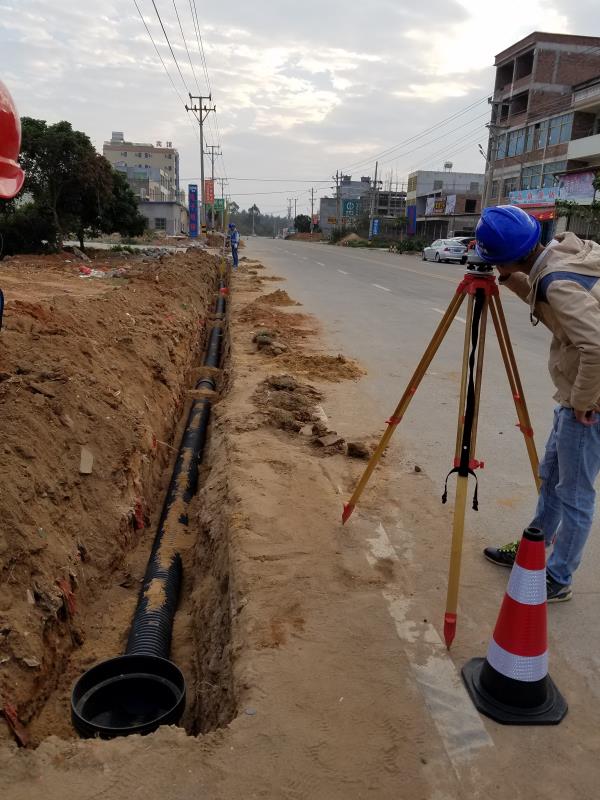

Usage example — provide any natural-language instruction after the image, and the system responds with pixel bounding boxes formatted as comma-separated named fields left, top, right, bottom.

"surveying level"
left=342, top=262, right=540, bottom=648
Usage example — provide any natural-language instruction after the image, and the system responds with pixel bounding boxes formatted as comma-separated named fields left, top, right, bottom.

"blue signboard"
left=371, top=218, right=380, bottom=236
left=188, top=184, right=199, bottom=238
left=342, top=198, right=361, bottom=217
left=407, top=205, right=417, bottom=236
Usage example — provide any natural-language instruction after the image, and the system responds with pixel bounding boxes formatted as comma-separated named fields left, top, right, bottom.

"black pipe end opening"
left=71, top=654, right=186, bottom=739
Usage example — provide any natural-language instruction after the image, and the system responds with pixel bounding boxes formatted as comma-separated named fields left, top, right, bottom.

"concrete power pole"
left=204, top=144, right=222, bottom=231
left=287, top=199, right=292, bottom=224
left=368, top=161, right=379, bottom=240
left=310, top=187, right=315, bottom=235
left=294, top=198, right=297, bottom=228
left=333, top=170, right=341, bottom=233
left=185, top=94, right=216, bottom=234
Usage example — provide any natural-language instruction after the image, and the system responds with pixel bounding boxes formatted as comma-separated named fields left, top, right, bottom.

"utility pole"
left=310, top=187, right=315, bottom=235
left=333, top=170, right=341, bottom=232
left=287, top=199, right=292, bottom=224
left=185, top=93, right=216, bottom=234
left=204, top=144, right=222, bottom=231
left=368, top=161, right=379, bottom=241
left=294, top=198, right=297, bottom=228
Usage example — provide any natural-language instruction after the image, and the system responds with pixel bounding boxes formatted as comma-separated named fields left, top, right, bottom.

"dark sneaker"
left=546, top=572, right=572, bottom=603
left=483, top=540, right=519, bottom=568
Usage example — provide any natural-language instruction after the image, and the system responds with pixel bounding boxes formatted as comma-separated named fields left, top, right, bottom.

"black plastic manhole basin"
left=71, top=654, right=186, bottom=739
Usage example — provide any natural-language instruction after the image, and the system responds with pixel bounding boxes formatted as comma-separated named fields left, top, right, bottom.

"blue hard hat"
left=475, top=205, right=541, bottom=264
left=228, top=223, right=235, bottom=229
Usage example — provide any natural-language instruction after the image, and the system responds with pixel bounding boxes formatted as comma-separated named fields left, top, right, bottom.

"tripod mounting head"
left=466, top=261, right=494, bottom=275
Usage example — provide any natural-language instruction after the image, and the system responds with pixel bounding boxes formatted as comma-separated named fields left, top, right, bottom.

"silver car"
left=422, top=239, right=467, bottom=263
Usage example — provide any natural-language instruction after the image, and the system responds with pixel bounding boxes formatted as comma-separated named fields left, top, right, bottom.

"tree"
left=294, top=214, right=311, bottom=233
left=20, top=118, right=98, bottom=246
left=11, top=117, right=146, bottom=251
left=98, top=171, right=146, bottom=242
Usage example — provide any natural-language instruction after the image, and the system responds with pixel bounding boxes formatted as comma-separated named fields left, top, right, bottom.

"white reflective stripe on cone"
left=487, top=639, right=548, bottom=682
left=507, top=564, right=546, bottom=606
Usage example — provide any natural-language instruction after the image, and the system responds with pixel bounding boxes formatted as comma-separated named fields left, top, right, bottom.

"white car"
left=422, top=239, right=467, bottom=263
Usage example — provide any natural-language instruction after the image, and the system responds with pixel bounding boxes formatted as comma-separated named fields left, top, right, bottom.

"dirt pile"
left=337, top=232, right=364, bottom=246
left=0, top=248, right=219, bottom=740
left=256, top=289, right=299, bottom=307
left=253, top=374, right=323, bottom=432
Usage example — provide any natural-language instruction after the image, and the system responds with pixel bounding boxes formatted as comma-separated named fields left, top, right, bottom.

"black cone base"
left=462, top=657, right=567, bottom=725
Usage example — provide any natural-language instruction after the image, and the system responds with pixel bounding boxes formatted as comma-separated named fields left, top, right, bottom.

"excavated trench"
left=19, top=287, right=236, bottom=746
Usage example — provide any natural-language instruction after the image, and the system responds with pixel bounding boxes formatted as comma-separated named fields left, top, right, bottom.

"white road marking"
left=365, top=522, right=493, bottom=770
left=337, top=269, right=348, bottom=275
left=431, top=307, right=466, bottom=324
left=316, top=261, right=325, bottom=266
left=372, top=283, right=391, bottom=292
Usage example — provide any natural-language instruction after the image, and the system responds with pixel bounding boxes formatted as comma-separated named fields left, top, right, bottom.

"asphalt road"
left=245, top=236, right=600, bottom=700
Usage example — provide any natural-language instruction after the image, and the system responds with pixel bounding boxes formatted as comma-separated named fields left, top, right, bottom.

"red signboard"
left=204, top=179, right=215, bottom=205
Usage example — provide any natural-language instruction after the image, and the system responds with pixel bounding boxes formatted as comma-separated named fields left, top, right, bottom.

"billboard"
left=188, top=184, right=198, bottom=238
left=558, top=170, right=596, bottom=204
left=426, top=196, right=456, bottom=215
left=204, top=179, right=215, bottom=205
left=214, top=197, right=225, bottom=211
left=342, top=198, right=360, bottom=217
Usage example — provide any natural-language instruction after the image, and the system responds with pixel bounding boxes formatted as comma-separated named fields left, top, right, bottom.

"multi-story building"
left=103, top=132, right=188, bottom=235
left=318, top=175, right=372, bottom=235
left=485, top=32, right=600, bottom=241
left=406, top=169, right=484, bottom=239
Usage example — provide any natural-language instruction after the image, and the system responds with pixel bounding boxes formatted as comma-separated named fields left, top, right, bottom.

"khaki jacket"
left=504, top=232, right=600, bottom=411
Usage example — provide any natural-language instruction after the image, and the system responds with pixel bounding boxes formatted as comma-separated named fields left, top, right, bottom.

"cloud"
left=0, top=0, right=592, bottom=212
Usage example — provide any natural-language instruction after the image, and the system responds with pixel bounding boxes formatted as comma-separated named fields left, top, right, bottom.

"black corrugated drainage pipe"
left=71, top=286, right=227, bottom=739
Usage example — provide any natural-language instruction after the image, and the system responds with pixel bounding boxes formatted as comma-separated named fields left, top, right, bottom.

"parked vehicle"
left=422, top=239, right=467, bottom=263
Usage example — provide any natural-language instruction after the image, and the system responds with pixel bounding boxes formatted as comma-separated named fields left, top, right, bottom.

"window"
left=525, top=126, right=535, bottom=152
left=507, top=130, right=517, bottom=157
left=496, top=134, right=507, bottom=160
left=154, top=217, right=167, bottom=231
left=541, top=161, right=567, bottom=188
left=135, top=152, right=142, bottom=158
left=521, top=164, right=543, bottom=190
left=145, top=152, right=150, bottom=158
left=536, top=120, right=548, bottom=150
left=469, top=181, right=480, bottom=192
left=121, top=151, right=128, bottom=156
left=465, top=199, right=477, bottom=213
left=165, top=153, right=172, bottom=159
left=490, top=180, right=499, bottom=199
left=503, top=177, right=519, bottom=196
left=433, top=180, right=443, bottom=190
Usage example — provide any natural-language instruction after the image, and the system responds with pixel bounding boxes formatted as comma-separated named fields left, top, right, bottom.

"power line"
left=150, top=0, right=190, bottom=95
left=172, top=0, right=202, bottom=95
left=132, top=0, right=199, bottom=141
left=180, top=176, right=332, bottom=182
left=188, top=0, right=211, bottom=94
left=341, top=95, right=489, bottom=172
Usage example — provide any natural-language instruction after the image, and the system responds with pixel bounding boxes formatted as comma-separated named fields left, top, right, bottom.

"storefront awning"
left=516, top=205, right=555, bottom=221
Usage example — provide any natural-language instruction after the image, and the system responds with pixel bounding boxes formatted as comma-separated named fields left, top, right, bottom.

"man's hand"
left=574, top=409, right=598, bottom=426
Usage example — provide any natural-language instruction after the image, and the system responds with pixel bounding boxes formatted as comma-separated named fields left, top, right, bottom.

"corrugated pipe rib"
left=71, top=279, right=227, bottom=738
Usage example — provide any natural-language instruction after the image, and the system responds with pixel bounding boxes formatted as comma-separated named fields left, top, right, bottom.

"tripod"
left=342, top=266, right=541, bottom=648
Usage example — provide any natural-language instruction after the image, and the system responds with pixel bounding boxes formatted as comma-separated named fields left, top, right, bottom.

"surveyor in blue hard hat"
left=228, top=222, right=240, bottom=269
left=476, top=204, right=600, bottom=602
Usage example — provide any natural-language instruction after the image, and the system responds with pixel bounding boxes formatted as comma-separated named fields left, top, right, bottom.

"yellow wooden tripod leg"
left=444, top=476, right=469, bottom=649
left=444, top=294, right=488, bottom=648
left=342, top=290, right=466, bottom=523
left=490, top=295, right=541, bottom=491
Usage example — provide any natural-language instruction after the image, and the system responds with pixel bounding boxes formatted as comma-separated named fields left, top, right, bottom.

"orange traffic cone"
left=462, top=527, right=567, bottom=724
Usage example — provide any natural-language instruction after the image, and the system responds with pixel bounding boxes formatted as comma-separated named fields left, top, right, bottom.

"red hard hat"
left=0, top=81, right=25, bottom=199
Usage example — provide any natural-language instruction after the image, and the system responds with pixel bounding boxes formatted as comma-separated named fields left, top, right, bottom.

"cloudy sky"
left=1, top=0, right=598, bottom=215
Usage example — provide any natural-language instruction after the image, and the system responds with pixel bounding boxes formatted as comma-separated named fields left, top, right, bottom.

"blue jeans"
left=232, top=245, right=239, bottom=268
left=530, top=406, right=600, bottom=586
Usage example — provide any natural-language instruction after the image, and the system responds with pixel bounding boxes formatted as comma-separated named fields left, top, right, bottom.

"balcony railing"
left=573, top=82, right=600, bottom=106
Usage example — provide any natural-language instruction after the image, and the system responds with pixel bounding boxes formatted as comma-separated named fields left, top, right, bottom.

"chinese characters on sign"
left=204, top=179, right=215, bottom=206
left=425, top=195, right=457, bottom=215
left=188, top=184, right=198, bottom=238
left=509, top=187, right=559, bottom=205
